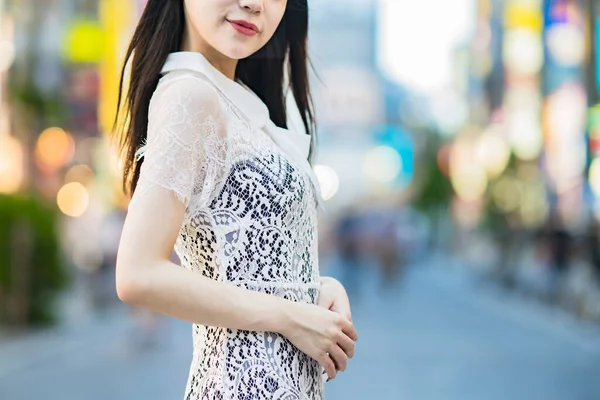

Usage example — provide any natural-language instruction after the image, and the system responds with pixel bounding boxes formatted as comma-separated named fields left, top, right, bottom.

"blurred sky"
left=377, top=0, right=476, bottom=92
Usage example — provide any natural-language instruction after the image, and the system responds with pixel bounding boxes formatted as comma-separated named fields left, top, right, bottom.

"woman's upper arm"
left=117, top=76, right=225, bottom=277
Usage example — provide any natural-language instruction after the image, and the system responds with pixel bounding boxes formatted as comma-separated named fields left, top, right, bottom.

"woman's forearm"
left=116, top=259, right=295, bottom=333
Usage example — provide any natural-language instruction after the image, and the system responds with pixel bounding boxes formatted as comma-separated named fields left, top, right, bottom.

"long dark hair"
left=114, top=0, right=315, bottom=198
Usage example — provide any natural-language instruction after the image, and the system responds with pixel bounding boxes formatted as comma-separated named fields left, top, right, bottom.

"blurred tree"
left=411, top=130, right=454, bottom=251
left=0, top=0, right=69, bottom=327
left=0, top=194, right=69, bottom=326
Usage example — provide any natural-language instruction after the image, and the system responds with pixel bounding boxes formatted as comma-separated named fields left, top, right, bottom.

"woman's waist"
left=233, top=279, right=320, bottom=304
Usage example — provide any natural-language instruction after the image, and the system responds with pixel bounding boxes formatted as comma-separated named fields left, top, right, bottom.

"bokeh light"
left=0, top=135, right=24, bottom=194
left=506, top=110, right=543, bottom=160
left=589, top=157, right=600, bottom=198
left=451, top=165, right=487, bottom=202
left=546, top=23, right=586, bottom=67
left=363, top=146, right=402, bottom=183
left=57, top=182, right=90, bottom=217
left=35, top=127, right=75, bottom=170
left=503, top=29, right=544, bottom=75
left=475, top=128, right=510, bottom=178
left=314, top=164, right=340, bottom=201
left=65, top=164, right=95, bottom=186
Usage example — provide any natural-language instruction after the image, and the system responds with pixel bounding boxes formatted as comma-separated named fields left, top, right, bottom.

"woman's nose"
left=239, top=0, right=263, bottom=14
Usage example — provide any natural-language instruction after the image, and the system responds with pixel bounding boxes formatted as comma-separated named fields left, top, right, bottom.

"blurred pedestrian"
left=377, top=215, right=401, bottom=288
left=335, top=207, right=363, bottom=297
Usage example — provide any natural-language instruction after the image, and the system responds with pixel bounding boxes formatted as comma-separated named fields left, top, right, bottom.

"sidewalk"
left=0, top=303, right=131, bottom=379
left=2, top=256, right=600, bottom=399
left=451, top=232, right=600, bottom=322
left=0, top=268, right=124, bottom=378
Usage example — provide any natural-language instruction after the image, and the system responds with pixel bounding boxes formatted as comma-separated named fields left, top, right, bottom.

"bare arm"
left=116, top=186, right=294, bottom=333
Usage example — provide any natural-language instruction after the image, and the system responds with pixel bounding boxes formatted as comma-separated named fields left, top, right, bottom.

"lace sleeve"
left=131, top=75, right=227, bottom=211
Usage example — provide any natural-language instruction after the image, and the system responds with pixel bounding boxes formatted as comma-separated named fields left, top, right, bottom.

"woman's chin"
left=220, top=43, right=259, bottom=61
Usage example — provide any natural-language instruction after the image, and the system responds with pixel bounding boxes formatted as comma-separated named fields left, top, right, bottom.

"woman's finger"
left=328, top=344, right=348, bottom=372
left=337, top=331, right=355, bottom=359
left=340, top=318, right=358, bottom=341
left=319, top=352, right=337, bottom=380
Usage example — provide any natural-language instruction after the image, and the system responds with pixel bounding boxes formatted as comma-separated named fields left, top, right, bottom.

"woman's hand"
left=279, top=302, right=357, bottom=381
left=317, top=277, right=356, bottom=379
left=318, top=277, right=353, bottom=322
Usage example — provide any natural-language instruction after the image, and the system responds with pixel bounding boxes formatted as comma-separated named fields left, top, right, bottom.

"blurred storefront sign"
left=596, top=17, right=600, bottom=94
left=502, top=0, right=544, bottom=161
left=542, top=0, right=588, bottom=206
left=62, top=20, right=103, bottom=64
left=589, top=105, right=600, bottom=156
left=99, top=0, right=136, bottom=135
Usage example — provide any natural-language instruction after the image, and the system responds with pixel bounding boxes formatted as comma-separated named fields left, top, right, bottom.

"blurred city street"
left=2, top=1, right=600, bottom=399
left=2, top=256, right=600, bottom=400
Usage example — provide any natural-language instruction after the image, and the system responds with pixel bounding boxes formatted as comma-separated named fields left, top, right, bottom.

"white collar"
left=161, top=51, right=325, bottom=212
left=162, top=52, right=271, bottom=129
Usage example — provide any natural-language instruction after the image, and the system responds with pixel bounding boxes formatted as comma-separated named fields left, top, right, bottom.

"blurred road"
left=1, top=256, right=600, bottom=400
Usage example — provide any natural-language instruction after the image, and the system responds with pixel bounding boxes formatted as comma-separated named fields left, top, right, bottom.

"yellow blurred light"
left=57, top=182, right=89, bottom=217
left=313, top=165, right=340, bottom=201
left=492, top=178, right=521, bottom=213
left=506, top=111, right=543, bottom=160
left=0, top=135, right=24, bottom=194
left=63, top=20, right=104, bottom=63
left=65, top=164, right=94, bottom=186
left=451, top=166, right=487, bottom=202
left=450, top=139, right=488, bottom=201
left=363, top=146, right=402, bottom=183
left=100, top=0, right=136, bottom=134
left=35, top=127, right=75, bottom=170
left=505, top=2, right=543, bottom=31
left=475, top=130, right=510, bottom=178
left=503, top=29, right=544, bottom=75
left=589, top=158, right=600, bottom=197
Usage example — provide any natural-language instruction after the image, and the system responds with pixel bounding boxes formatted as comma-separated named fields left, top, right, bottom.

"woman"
left=113, top=1, right=358, bottom=399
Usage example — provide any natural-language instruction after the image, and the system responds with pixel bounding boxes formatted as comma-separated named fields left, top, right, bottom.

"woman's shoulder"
left=150, top=70, right=224, bottom=115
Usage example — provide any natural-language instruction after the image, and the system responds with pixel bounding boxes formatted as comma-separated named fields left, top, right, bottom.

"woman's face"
left=183, top=0, right=288, bottom=60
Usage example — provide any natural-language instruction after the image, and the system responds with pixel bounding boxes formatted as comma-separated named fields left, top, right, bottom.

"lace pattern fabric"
left=131, top=70, right=324, bottom=399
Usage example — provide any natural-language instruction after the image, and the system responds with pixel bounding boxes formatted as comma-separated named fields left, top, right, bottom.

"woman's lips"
left=228, top=19, right=258, bottom=36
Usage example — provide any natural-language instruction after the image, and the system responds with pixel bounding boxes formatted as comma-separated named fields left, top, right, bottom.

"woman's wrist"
left=269, top=297, right=298, bottom=336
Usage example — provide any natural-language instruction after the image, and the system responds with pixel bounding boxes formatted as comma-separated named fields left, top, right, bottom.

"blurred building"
left=308, top=0, right=387, bottom=208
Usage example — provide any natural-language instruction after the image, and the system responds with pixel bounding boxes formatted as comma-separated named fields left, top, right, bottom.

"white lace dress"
left=130, top=52, right=326, bottom=400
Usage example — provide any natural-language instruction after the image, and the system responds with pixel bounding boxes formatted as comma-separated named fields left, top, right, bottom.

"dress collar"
left=161, top=52, right=271, bottom=129
left=160, top=51, right=325, bottom=212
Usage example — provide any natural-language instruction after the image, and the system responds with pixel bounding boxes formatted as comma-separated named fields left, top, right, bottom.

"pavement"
left=1, top=255, right=600, bottom=400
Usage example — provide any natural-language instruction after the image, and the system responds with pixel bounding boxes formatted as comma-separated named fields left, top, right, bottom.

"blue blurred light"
left=596, top=19, right=600, bottom=93
left=373, top=125, right=414, bottom=189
